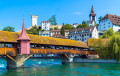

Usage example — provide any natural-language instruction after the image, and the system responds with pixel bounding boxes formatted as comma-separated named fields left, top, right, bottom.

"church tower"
left=31, top=14, right=38, bottom=26
left=89, top=5, right=96, bottom=22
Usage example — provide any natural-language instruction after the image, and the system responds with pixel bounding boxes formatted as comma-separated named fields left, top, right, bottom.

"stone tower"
left=31, top=14, right=38, bottom=26
left=17, top=19, right=31, bottom=54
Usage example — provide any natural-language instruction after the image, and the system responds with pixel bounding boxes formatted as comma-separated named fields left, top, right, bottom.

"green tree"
left=82, top=21, right=87, bottom=24
left=26, top=25, right=40, bottom=35
left=77, top=21, right=88, bottom=28
left=50, top=28, right=53, bottom=30
left=100, top=28, right=114, bottom=38
left=54, top=27, right=59, bottom=30
left=60, top=25, right=65, bottom=36
left=77, top=24, right=88, bottom=28
left=98, top=16, right=103, bottom=23
left=92, top=28, right=120, bottom=60
left=48, top=15, right=57, bottom=25
left=63, top=24, right=74, bottom=30
left=2, top=26, right=15, bottom=32
left=96, top=24, right=99, bottom=29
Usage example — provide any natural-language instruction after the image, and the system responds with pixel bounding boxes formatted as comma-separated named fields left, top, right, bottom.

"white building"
left=72, top=23, right=79, bottom=28
left=50, top=30, right=69, bottom=38
left=87, top=5, right=96, bottom=26
left=31, top=14, right=38, bottom=26
left=41, top=21, right=50, bottom=31
left=68, top=26, right=98, bottom=43
left=39, top=30, right=50, bottom=37
left=98, top=14, right=120, bottom=32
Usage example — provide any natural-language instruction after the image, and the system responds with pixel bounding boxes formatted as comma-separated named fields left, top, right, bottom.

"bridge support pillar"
left=6, top=54, right=33, bottom=69
left=61, top=54, right=75, bottom=64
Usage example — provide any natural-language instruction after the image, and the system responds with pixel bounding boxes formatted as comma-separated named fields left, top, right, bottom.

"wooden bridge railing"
left=30, top=48, right=89, bottom=55
left=0, top=48, right=97, bottom=56
left=0, top=48, right=17, bottom=56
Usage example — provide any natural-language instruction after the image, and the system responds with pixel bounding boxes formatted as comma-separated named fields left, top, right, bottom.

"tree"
left=77, top=21, right=88, bottom=28
left=100, top=28, right=114, bottom=38
left=48, top=15, right=57, bottom=25
left=60, top=25, right=65, bottom=36
left=50, top=28, right=53, bottom=31
left=91, top=28, right=120, bottom=61
left=82, top=21, right=87, bottom=24
left=2, top=26, right=15, bottom=32
left=63, top=24, right=74, bottom=30
left=96, top=24, right=99, bottom=29
left=26, top=25, right=40, bottom=35
left=98, top=16, right=103, bottom=23
left=54, top=27, right=59, bottom=30
left=77, top=24, right=88, bottom=28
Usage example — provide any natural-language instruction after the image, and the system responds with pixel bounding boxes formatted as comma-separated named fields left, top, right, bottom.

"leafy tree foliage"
left=26, top=25, right=41, bottom=35
left=48, top=15, right=57, bottom=25
left=50, top=28, right=53, bottom=30
left=92, top=28, right=120, bottom=61
left=77, top=21, right=88, bottom=28
left=98, top=16, right=103, bottom=23
left=54, top=27, right=59, bottom=30
left=2, top=26, right=15, bottom=32
left=63, top=24, right=75, bottom=30
left=60, top=25, right=65, bottom=36
left=100, top=27, right=114, bottom=38
left=60, top=24, right=74, bottom=36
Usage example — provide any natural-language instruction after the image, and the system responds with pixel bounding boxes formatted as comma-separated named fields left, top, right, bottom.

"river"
left=0, top=58, right=120, bottom=76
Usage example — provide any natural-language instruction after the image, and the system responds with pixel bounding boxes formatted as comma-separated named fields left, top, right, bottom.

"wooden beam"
left=23, top=54, right=33, bottom=62
left=6, top=55, right=16, bottom=62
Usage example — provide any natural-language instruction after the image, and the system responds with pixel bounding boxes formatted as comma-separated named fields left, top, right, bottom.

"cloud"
left=74, top=12, right=81, bottom=15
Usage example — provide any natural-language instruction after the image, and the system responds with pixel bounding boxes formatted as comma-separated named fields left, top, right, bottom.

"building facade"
left=31, top=14, right=38, bottom=26
left=72, top=23, right=79, bottom=28
left=41, top=21, right=50, bottom=31
left=98, top=14, right=120, bottom=32
left=50, top=30, right=69, bottom=38
left=87, top=5, right=96, bottom=26
left=50, top=25, right=63, bottom=30
left=39, top=30, right=50, bottom=37
left=68, top=26, right=98, bottom=43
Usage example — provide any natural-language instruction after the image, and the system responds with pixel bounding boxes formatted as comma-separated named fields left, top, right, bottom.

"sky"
left=0, top=0, right=120, bottom=31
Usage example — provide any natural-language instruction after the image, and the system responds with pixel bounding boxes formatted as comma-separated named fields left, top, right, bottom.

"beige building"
left=50, top=25, right=63, bottom=29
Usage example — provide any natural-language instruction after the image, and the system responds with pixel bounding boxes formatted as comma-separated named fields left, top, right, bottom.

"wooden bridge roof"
left=0, top=31, right=88, bottom=48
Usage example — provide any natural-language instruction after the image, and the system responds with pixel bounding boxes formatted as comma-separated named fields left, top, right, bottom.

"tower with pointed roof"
left=17, top=19, right=31, bottom=54
left=88, top=5, right=96, bottom=26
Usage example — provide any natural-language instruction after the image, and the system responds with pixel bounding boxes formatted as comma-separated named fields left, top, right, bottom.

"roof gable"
left=102, top=14, right=120, bottom=25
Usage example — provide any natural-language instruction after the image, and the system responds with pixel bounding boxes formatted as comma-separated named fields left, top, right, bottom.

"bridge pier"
left=6, top=54, right=32, bottom=69
left=61, top=54, right=75, bottom=64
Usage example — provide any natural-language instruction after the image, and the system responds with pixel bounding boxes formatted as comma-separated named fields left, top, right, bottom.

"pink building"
left=17, top=19, right=31, bottom=54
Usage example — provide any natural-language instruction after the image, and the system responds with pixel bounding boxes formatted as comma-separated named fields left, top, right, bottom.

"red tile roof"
left=102, top=14, right=120, bottom=25
left=41, top=21, right=50, bottom=23
left=69, top=26, right=95, bottom=35
left=17, top=19, right=31, bottom=41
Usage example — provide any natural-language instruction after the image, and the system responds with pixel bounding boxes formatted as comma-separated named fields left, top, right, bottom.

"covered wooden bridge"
left=0, top=31, right=90, bottom=56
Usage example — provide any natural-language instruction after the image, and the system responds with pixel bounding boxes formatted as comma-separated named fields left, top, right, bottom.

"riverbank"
left=73, top=58, right=120, bottom=63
